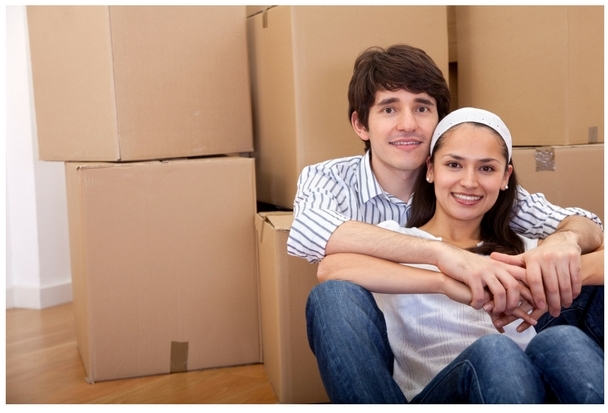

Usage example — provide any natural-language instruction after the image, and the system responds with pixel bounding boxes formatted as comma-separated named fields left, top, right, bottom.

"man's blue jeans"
left=306, top=280, right=604, bottom=403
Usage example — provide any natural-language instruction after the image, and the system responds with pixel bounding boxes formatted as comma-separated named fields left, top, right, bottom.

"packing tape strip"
left=535, top=148, right=555, bottom=172
left=170, top=341, right=189, bottom=373
left=589, top=126, right=598, bottom=144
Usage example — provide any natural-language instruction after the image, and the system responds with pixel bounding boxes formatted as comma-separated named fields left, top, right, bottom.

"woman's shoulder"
left=517, top=234, right=539, bottom=251
left=378, top=220, right=441, bottom=241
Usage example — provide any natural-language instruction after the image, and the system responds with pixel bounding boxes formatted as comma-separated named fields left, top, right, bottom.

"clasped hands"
left=481, top=240, right=582, bottom=333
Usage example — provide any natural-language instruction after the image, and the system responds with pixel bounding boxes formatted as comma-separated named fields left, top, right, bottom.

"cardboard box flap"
left=259, top=211, right=294, bottom=231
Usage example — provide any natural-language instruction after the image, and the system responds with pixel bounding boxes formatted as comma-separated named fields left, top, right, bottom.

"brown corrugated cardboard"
left=247, top=6, right=450, bottom=209
left=65, top=156, right=261, bottom=382
left=28, top=6, right=253, bottom=161
left=456, top=6, right=603, bottom=146
left=255, top=212, right=329, bottom=403
left=512, top=144, right=604, bottom=224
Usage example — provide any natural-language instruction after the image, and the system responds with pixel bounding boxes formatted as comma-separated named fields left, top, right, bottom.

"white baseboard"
left=8, top=281, right=73, bottom=309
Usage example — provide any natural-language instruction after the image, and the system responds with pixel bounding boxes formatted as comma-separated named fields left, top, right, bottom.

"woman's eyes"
left=445, top=162, right=496, bottom=172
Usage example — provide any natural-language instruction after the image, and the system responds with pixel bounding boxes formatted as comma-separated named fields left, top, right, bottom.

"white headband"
left=431, top=107, right=512, bottom=161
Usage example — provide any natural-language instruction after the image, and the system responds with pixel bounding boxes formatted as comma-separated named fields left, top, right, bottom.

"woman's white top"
left=373, top=220, right=538, bottom=401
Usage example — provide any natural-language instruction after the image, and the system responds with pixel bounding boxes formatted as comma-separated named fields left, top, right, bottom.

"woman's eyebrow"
left=442, top=153, right=500, bottom=163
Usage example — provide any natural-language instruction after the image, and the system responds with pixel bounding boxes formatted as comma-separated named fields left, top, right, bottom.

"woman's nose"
left=460, top=169, right=478, bottom=188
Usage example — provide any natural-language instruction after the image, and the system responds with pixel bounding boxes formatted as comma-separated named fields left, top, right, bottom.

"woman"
left=317, top=107, right=603, bottom=403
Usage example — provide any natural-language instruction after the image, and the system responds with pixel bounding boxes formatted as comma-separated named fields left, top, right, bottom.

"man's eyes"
left=380, top=107, right=430, bottom=114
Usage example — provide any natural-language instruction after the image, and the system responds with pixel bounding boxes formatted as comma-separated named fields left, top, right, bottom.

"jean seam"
left=414, top=360, right=484, bottom=404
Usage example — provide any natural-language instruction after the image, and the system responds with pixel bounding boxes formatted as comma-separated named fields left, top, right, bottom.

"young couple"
left=287, top=44, right=604, bottom=403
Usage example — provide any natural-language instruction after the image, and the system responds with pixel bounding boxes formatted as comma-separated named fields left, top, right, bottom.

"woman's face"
left=427, top=123, right=512, bottom=225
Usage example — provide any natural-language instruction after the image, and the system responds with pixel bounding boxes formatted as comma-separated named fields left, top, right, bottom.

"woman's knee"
left=527, top=325, right=601, bottom=360
left=307, top=280, right=375, bottom=313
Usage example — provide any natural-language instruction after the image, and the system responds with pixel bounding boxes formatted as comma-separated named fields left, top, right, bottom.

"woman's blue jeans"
left=306, top=280, right=604, bottom=403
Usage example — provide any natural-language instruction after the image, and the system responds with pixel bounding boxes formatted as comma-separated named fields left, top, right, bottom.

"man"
left=286, top=44, right=603, bottom=403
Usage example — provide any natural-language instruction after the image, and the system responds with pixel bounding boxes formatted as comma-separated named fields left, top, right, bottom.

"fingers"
left=468, top=281, right=489, bottom=310
left=491, top=301, right=533, bottom=331
left=524, top=261, right=548, bottom=313
left=489, top=300, right=545, bottom=333
left=490, top=252, right=525, bottom=269
left=569, top=257, right=582, bottom=300
left=479, top=275, right=507, bottom=314
left=516, top=308, right=547, bottom=333
left=520, top=239, right=584, bottom=317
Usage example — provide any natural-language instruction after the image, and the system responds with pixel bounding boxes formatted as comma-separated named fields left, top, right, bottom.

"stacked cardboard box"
left=455, top=6, right=604, bottom=223
left=27, top=6, right=261, bottom=383
left=511, top=145, right=604, bottom=225
left=255, top=212, right=328, bottom=403
left=27, top=6, right=253, bottom=161
left=66, top=158, right=260, bottom=382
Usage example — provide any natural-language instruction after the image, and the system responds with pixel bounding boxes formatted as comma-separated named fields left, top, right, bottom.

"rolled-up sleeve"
left=511, top=186, right=603, bottom=238
left=287, top=163, right=354, bottom=263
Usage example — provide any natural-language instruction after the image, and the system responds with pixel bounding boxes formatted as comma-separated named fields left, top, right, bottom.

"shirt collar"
left=358, top=151, right=414, bottom=207
left=358, top=151, right=385, bottom=205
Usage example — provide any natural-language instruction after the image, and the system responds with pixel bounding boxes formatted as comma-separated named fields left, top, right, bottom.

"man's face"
left=352, top=89, right=439, bottom=187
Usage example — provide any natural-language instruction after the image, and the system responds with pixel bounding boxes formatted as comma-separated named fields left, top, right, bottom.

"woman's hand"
left=488, top=299, right=547, bottom=333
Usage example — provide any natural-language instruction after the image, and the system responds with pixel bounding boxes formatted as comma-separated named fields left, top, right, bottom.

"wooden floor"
left=6, top=303, right=279, bottom=404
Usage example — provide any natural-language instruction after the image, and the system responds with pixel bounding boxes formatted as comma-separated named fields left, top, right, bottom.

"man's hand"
left=491, top=231, right=582, bottom=317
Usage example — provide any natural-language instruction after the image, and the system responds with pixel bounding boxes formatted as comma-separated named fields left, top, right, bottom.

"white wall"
left=6, top=6, right=72, bottom=309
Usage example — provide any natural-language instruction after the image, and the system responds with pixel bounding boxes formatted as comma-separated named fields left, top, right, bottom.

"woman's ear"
left=351, top=112, right=369, bottom=142
left=425, top=156, right=434, bottom=183
left=502, top=164, right=513, bottom=189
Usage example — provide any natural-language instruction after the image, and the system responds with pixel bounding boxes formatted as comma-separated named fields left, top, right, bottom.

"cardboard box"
left=456, top=6, right=603, bottom=146
left=65, top=156, right=261, bottom=382
left=512, top=144, right=604, bottom=224
left=28, top=6, right=253, bottom=161
left=255, top=212, right=329, bottom=403
left=247, top=5, right=450, bottom=209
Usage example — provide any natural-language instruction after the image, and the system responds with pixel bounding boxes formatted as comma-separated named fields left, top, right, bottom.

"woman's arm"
left=317, top=252, right=457, bottom=298
left=580, top=244, right=604, bottom=285
left=317, top=252, right=539, bottom=327
left=326, top=221, right=526, bottom=315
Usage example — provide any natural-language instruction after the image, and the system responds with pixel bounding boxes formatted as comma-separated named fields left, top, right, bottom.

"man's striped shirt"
left=287, top=152, right=602, bottom=263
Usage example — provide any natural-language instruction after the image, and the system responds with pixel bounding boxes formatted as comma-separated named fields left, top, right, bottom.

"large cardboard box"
left=248, top=6, right=450, bottom=209
left=28, top=6, right=253, bottom=161
left=512, top=144, right=604, bottom=225
left=456, top=6, right=603, bottom=146
left=255, top=212, right=329, bottom=403
left=65, top=156, right=261, bottom=382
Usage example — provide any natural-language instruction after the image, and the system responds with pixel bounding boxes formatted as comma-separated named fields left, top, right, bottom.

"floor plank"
left=6, top=303, right=279, bottom=404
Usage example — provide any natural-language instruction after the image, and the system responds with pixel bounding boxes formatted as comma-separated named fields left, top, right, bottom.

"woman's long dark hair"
left=407, top=123, right=524, bottom=255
